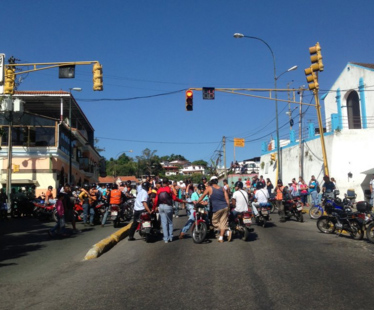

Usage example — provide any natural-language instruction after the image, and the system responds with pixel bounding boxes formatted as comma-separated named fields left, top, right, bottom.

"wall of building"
left=260, top=129, right=374, bottom=201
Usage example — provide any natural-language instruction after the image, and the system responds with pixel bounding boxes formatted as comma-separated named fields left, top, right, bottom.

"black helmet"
left=235, top=181, right=243, bottom=189
left=202, top=177, right=207, bottom=181
left=83, top=183, right=90, bottom=190
left=277, top=179, right=283, bottom=185
left=126, top=180, right=132, bottom=186
left=112, top=183, right=118, bottom=189
left=48, top=186, right=53, bottom=190
left=142, top=182, right=151, bottom=191
left=256, top=181, right=264, bottom=189
left=197, top=183, right=205, bottom=191
left=91, top=183, right=97, bottom=188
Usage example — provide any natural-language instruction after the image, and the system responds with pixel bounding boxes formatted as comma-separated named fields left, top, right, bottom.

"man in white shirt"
left=128, top=182, right=152, bottom=241
left=232, top=181, right=249, bottom=218
left=252, top=182, right=269, bottom=217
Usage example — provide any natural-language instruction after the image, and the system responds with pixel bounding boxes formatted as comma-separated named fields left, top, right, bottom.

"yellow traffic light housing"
left=309, top=42, right=324, bottom=72
left=93, top=62, right=103, bottom=91
left=4, top=67, right=15, bottom=94
left=185, top=90, right=193, bottom=111
left=304, top=67, right=319, bottom=90
left=270, top=153, right=276, bottom=161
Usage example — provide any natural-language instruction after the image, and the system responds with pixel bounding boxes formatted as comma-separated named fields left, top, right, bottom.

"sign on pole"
left=234, top=138, right=245, bottom=147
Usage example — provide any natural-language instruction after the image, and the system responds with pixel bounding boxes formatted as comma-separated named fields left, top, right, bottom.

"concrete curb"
left=84, top=222, right=132, bottom=260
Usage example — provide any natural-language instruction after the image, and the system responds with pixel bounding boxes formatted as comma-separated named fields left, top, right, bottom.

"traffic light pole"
left=314, top=89, right=329, bottom=176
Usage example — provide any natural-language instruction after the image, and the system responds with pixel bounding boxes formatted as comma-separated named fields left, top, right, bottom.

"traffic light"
left=309, top=42, right=324, bottom=72
left=4, top=67, right=15, bottom=94
left=304, top=67, right=319, bottom=90
left=270, top=153, right=276, bottom=161
left=93, top=62, right=103, bottom=91
left=185, top=90, right=193, bottom=111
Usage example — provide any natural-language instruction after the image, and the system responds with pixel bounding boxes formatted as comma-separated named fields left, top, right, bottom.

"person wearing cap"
left=154, top=178, right=185, bottom=243
left=196, top=176, right=231, bottom=242
left=276, top=180, right=286, bottom=222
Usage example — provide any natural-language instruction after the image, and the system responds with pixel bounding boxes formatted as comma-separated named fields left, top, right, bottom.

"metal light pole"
left=233, top=33, right=297, bottom=180
left=68, top=87, right=82, bottom=184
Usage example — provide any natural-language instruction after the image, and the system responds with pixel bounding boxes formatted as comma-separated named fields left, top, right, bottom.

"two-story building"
left=0, top=91, right=104, bottom=198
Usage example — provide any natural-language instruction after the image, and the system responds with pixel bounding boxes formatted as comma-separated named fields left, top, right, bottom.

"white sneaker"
left=176, top=215, right=179, bottom=218
left=173, top=215, right=176, bottom=218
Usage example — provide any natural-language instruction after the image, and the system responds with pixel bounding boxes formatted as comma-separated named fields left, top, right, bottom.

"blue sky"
left=3, top=0, right=374, bottom=166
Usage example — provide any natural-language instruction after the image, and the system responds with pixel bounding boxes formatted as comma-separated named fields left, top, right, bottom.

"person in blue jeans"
left=179, top=184, right=208, bottom=239
left=154, top=178, right=185, bottom=243
left=308, top=175, right=319, bottom=206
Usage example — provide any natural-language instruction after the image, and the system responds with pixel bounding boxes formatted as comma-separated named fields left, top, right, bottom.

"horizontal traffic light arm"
left=5, top=61, right=100, bottom=76
left=188, top=87, right=316, bottom=107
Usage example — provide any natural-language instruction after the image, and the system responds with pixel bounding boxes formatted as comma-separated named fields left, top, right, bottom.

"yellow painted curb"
left=84, top=222, right=132, bottom=260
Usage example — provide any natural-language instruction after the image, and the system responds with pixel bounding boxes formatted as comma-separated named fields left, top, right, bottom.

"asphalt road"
left=2, top=212, right=374, bottom=310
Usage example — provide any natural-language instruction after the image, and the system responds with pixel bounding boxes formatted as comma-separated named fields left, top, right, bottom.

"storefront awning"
left=1, top=179, right=39, bottom=185
left=361, top=168, right=374, bottom=175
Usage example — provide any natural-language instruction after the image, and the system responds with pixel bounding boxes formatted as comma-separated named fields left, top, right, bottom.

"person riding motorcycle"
left=252, top=181, right=269, bottom=218
left=179, top=183, right=208, bottom=239
left=231, top=181, right=250, bottom=218
left=101, top=183, right=125, bottom=227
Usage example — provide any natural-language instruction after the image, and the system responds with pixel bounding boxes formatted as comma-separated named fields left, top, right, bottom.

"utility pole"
left=298, top=88, right=305, bottom=179
left=223, top=136, right=227, bottom=179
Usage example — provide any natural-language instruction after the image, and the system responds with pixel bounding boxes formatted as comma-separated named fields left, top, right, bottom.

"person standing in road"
left=370, top=175, right=374, bottom=206
left=128, top=182, right=152, bottom=241
left=308, top=175, right=319, bottom=206
left=196, top=176, right=231, bottom=243
left=322, top=175, right=335, bottom=197
left=172, top=181, right=180, bottom=218
left=49, top=193, right=67, bottom=237
left=62, top=184, right=79, bottom=233
left=154, top=178, right=185, bottom=243
left=276, top=180, right=285, bottom=222
left=299, top=177, right=308, bottom=206
left=223, top=179, right=231, bottom=198
left=266, top=178, right=273, bottom=196
left=0, top=188, right=8, bottom=220
left=79, top=184, right=94, bottom=226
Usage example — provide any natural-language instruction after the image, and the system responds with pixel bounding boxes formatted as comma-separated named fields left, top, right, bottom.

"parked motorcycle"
left=33, top=200, right=57, bottom=221
left=228, top=209, right=255, bottom=241
left=353, top=201, right=374, bottom=243
left=309, top=190, right=352, bottom=220
left=283, top=197, right=304, bottom=222
left=317, top=201, right=364, bottom=240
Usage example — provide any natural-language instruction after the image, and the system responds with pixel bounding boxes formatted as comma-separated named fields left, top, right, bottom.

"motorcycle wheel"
left=113, top=218, right=120, bottom=228
left=309, top=206, right=323, bottom=219
left=145, top=233, right=151, bottom=243
left=366, top=222, right=374, bottom=243
left=317, top=217, right=335, bottom=234
left=11, top=208, right=20, bottom=218
left=242, top=226, right=250, bottom=241
left=270, top=202, right=276, bottom=213
left=262, top=219, right=267, bottom=228
left=299, top=212, right=304, bottom=223
left=350, top=220, right=364, bottom=240
left=192, top=222, right=207, bottom=244
left=123, top=208, right=132, bottom=221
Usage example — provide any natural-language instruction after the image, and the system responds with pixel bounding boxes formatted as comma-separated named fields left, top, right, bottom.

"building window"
left=347, top=91, right=361, bottom=129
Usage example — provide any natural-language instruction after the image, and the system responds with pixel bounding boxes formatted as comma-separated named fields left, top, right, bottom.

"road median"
left=84, top=222, right=132, bottom=260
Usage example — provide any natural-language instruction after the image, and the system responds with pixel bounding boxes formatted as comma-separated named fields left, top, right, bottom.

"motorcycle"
left=283, top=196, right=304, bottom=222
left=228, top=208, right=255, bottom=241
left=353, top=201, right=374, bottom=243
left=316, top=201, right=364, bottom=240
left=112, top=198, right=135, bottom=228
left=254, top=203, right=272, bottom=227
left=33, top=199, right=57, bottom=221
left=309, top=190, right=350, bottom=219
left=136, top=212, right=157, bottom=242
left=191, top=204, right=210, bottom=244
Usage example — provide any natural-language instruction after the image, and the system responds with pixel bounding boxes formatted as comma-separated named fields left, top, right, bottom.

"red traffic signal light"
left=186, top=90, right=193, bottom=111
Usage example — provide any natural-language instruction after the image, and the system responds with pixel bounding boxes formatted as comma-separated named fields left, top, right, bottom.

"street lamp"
left=68, top=87, right=82, bottom=184
left=113, top=150, right=133, bottom=177
left=233, top=33, right=297, bottom=180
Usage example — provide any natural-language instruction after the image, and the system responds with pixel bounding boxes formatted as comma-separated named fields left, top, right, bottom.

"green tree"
left=191, top=160, right=208, bottom=167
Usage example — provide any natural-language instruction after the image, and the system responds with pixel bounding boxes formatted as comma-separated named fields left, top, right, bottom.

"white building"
left=259, top=62, right=374, bottom=201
